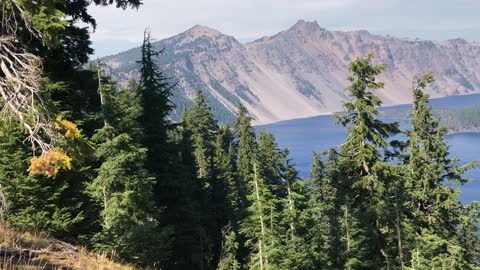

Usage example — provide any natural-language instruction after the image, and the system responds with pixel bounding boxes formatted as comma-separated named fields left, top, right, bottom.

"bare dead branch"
left=0, top=1, right=53, bottom=153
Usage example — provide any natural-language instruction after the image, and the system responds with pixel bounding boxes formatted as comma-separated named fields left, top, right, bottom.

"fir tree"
left=458, top=202, right=480, bottom=269
left=184, top=90, right=217, bottom=182
left=308, top=150, right=344, bottom=269
left=111, top=79, right=144, bottom=137
left=240, top=159, right=273, bottom=270
left=218, top=225, right=241, bottom=270
left=0, top=122, right=83, bottom=235
left=137, top=29, right=176, bottom=208
left=406, top=73, right=475, bottom=269
left=274, top=149, right=314, bottom=270
left=335, top=53, right=400, bottom=269
left=213, top=125, right=240, bottom=224
left=135, top=29, right=203, bottom=269
left=89, top=75, right=172, bottom=267
left=138, top=29, right=175, bottom=164
left=165, top=109, right=204, bottom=269
left=257, top=131, right=284, bottom=198
left=234, top=105, right=274, bottom=269
left=183, top=91, right=226, bottom=269
left=235, top=103, right=257, bottom=212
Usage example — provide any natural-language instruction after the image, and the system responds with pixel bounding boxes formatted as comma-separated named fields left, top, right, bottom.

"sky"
left=88, top=0, right=480, bottom=58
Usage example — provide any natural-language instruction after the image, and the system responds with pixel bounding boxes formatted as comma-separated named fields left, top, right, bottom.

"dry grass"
left=0, top=223, right=135, bottom=270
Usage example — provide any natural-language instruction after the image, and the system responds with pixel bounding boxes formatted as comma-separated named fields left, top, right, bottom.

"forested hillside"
left=439, top=105, right=480, bottom=133
left=380, top=104, right=480, bottom=133
left=0, top=1, right=479, bottom=270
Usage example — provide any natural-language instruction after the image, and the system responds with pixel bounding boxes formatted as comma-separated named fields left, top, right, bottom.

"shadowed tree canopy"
left=0, top=0, right=143, bottom=153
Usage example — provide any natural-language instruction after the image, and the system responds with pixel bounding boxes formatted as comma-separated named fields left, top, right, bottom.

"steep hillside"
left=0, top=225, right=133, bottom=270
left=102, top=20, right=480, bottom=124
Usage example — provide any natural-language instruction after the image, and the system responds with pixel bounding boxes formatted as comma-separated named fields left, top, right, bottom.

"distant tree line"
left=436, top=106, right=480, bottom=133
left=380, top=103, right=480, bottom=134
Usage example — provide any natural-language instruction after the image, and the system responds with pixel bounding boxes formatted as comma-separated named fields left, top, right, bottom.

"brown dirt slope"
left=0, top=224, right=134, bottom=270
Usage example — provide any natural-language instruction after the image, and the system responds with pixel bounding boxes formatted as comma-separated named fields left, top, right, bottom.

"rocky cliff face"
left=102, top=20, right=480, bottom=124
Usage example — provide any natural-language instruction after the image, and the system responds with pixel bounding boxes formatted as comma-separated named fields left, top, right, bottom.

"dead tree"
left=0, top=0, right=53, bottom=153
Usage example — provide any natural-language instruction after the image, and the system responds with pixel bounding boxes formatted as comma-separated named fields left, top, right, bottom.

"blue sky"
left=88, top=0, right=480, bottom=58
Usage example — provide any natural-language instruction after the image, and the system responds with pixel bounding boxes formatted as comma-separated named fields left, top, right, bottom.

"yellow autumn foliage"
left=28, top=148, right=72, bottom=177
left=55, top=118, right=80, bottom=140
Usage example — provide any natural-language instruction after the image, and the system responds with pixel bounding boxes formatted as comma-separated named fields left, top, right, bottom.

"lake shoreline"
left=446, top=129, right=480, bottom=136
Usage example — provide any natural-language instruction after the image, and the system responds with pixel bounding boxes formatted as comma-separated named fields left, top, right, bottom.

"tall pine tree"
left=89, top=73, right=172, bottom=267
left=308, top=150, right=344, bottom=269
left=406, top=73, right=475, bottom=269
left=137, top=29, right=176, bottom=185
left=335, top=53, right=399, bottom=269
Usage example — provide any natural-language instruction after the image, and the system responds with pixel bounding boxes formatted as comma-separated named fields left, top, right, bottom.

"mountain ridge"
left=101, top=20, right=480, bottom=124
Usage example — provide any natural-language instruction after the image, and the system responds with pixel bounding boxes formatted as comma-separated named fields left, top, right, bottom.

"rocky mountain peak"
left=184, top=24, right=223, bottom=38
left=102, top=22, right=480, bottom=125
left=448, top=38, right=468, bottom=45
left=175, top=24, right=237, bottom=47
left=290, top=20, right=324, bottom=33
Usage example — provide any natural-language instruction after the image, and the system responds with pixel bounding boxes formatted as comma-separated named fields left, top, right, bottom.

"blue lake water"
left=257, top=94, right=480, bottom=203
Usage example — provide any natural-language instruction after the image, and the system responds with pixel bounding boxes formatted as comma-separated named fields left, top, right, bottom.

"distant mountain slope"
left=101, top=20, right=480, bottom=124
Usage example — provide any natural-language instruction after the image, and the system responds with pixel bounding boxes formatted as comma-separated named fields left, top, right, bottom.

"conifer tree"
left=335, top=53, right=399, bottom=269
left=1, top=0, right=142, bottom=151
left=458, top=202, right=480, bottom=269
left=274, top=149, right=313, bottom=270
left=255, top=131, right=282, bottom=268
left=257, top=131, right=284, bottom=198
left=234, top=105, right=274, bottom=269
left=235, top=103, right=257, bottom=212
left=240, top=159, right=273, bottom=270
left=136, top=29, right=202, bottom=269
left=89, top=76, right=172, bottom=267
left=184, top=90, right=217, bottom=181
left=308, top=150, right=344, bottom=269
left=218, top=225, right=241, bottom=270
left=406, top=73, right=475, bottom=269
left=110, top=79, right=143, bottom=137
left=183, top=91, right=225, bottom=269
left=211, top=124, right=245, bottom=268
left=213, top=125, right=240, bottom=224
left=165, top=108, right=205, bottom=269
left=233, top=103, right=260, bottom=267
left=0, top=122, right=83, bottom=235
left=137, top=29, right=175, bottom=182
left=0, top=71, right=99, bottom=239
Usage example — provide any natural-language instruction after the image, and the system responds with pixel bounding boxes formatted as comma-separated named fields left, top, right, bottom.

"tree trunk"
left=97, top=68, right=109, bottom=127
left=286, top=178, right=295, bottom=235
left=253, top=163, right=267, bottom=270
left=344, top=197, right=351, bottom=253
left=394, top=189, right=405, bottom=269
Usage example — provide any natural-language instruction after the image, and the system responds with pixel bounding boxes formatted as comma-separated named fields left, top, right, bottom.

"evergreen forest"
left=0, top=1, right=479, bottom=269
